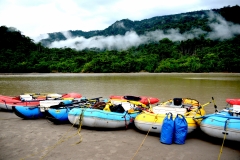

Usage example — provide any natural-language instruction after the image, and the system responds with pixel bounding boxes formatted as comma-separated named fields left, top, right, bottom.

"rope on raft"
left=218, top=118, right=229, bottom=160
left=131, top=114, right=159, bottom=160
left=131, top=101, right=212, bottom=160
left=19, top=111, right=84, bottom=160
left=40, top=112, right=85, bottom=159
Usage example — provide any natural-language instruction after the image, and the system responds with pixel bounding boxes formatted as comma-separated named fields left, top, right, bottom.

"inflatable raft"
left=45, top=97, right=103, bottom=123
left=12, top=93, right=82, bottom=119
left=109, top=95, right=159, bottom=105
left=12, top=99, right=73, bottom=119
left=0, top=94, right=41, bottom=111
left=226, top=98, right=240, bottom=105
left=197, top=103, right=240, bottom=142
left=134, top=106, right=206, bottom=134
left=0, top=92, right=81, bottom=111
left=159, top=98, right=200, bottom=107
left=68, top=107, right=140, bottom=128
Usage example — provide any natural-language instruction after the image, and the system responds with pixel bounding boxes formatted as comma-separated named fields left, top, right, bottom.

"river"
left=0, top=73, right=239, bottom=114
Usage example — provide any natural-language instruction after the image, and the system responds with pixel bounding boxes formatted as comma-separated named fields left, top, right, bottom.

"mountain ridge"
left=39, top=5, right=240, bottom=47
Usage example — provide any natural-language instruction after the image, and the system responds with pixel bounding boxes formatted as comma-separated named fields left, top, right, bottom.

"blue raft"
left=12, top=100, right=73, bottom=119
left=44, top=97, right=105, bottom=123
left=197, top=109, right=240, bottom=142
left=13, top=106, right=45, bottom=119
left=68, top=108, right=140, bottom=128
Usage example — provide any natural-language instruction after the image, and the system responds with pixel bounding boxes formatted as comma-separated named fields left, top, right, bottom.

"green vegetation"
left=0, top=5, right=240, bottom=73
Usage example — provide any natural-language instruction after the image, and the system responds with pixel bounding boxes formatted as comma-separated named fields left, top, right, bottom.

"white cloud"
left=32, top=33, right=50, bottom=43
left=207, top=11, right=240, bottom=40
left=49, top=31, right=143, bottom=50
left=47, top=12, right=240, bottom=51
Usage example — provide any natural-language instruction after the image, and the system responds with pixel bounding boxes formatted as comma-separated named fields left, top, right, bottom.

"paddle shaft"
left=212, top=97, right=218, bottom=113
left=50, top=97, right=103, bottom=108
left=185, top=101, right=211, bottom=116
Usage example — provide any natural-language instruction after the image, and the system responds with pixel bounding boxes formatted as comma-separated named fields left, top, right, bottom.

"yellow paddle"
left=148, top=98, right=153, bottom=111
left=185, top=101, right=211, bottom=116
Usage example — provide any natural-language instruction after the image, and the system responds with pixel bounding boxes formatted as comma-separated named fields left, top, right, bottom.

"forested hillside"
left=0, top=5, right=240, bottom=73
left=40, top=5, right=240, bottom=47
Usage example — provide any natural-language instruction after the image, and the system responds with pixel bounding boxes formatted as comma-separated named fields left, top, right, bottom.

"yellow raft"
left=103, top=99, right=148, bottom=112
left=159, top=98, right=200, bottom=107
left=134, top=99, right=210, bottom=134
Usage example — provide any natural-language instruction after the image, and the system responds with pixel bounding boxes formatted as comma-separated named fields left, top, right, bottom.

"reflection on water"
left=0, top=73, right=239, bottom=114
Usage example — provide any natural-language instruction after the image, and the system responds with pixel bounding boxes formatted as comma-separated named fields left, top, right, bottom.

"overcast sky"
left=1, top=0, right=239, bottom=39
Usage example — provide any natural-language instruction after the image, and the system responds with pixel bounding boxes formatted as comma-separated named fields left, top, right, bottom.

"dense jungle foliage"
left=0, top=5, right=240, bottom=73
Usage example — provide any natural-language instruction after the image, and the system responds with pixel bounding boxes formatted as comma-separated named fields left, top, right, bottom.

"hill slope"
left=39, top=5, right=240, bottom=47
left=1, top=5, right=240, bottom=73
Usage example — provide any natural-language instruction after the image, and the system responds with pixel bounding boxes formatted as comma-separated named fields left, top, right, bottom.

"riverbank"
left=0, top=111, right=239, bottom=160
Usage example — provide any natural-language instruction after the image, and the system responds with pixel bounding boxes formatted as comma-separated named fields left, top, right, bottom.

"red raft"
left=226, top=98, right=240, bottom=105
left=0, top=92, right=82, bottom=111
left=109, top=95, right=159, bottom=105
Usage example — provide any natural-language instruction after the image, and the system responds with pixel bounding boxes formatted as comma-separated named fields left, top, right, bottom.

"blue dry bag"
left=160, top=112, right=174, bottom=144
left=174, top=114, right=188, bottom=144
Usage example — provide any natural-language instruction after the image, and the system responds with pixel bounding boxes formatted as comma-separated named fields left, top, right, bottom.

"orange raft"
left=109, top=95, right=159, bottom=105
left=0, top=92, right=82, bottom=111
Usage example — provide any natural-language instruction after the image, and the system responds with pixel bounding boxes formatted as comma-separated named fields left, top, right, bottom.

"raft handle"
left=222, top=132, right=228, bottom=135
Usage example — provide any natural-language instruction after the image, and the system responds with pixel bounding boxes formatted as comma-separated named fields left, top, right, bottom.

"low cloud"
left=206, top=11, right=240, bottom=40
left=46, top=12, right=240, bottom=51
left=50, top=31, right=143, bottom=50
left=33, top=33, right=49, bottom=43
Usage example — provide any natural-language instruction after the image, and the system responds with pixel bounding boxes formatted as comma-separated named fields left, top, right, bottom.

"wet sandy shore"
left=0, top=111, right=239, bottom=160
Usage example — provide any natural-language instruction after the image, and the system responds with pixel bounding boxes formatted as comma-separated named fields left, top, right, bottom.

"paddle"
left=212, top=97, right=218, bottom=113
left=23, top=93, right=56, bottom=96
left=49, top=97, right=103, bottom=109
left=23, top=93, right=62, bottom=98
left=148, top=98, right=153, bottom=111
left=79, top=97, right=102, bottom=103
left=192, top=101, right=212, bottom=119
left=185, top=101, right=211, bottom=117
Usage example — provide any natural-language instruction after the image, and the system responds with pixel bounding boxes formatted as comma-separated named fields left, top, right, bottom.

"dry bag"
left=160, top=112, right=174, bottom=144
left=174, top=114, right=188, bottom=144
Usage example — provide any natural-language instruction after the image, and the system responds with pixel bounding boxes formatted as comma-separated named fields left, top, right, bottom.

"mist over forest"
left=44, top=11, right=240, bottom=51
left=1, top=5, right=240, bottom=73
